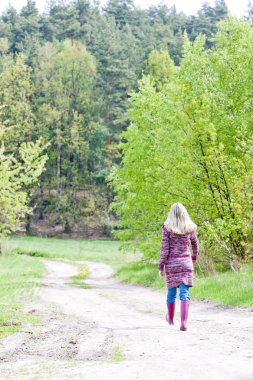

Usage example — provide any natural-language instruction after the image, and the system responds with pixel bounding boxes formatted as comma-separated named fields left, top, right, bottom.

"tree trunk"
left=25, top=214, right=31, bottom=235
left=64, top=220, right=71, bottom=233
left=57, top=149, right=61, bottom=195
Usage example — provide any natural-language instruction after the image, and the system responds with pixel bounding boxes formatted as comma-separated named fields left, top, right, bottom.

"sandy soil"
left=0, top=259, right=252, bottom=380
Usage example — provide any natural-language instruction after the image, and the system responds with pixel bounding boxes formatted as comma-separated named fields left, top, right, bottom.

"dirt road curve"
left=0, top=260, right=252, bottom=380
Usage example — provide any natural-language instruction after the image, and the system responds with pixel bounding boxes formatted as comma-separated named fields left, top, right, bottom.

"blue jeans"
left=167, top=284, right=190, bottom=304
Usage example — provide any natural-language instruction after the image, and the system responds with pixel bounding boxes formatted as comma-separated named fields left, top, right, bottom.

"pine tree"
left=48, top=3, right=80, bottom=40
left=6, top=0, right=41, bottom=65
left=104, top=0, right=135, bottom=29
left=186, top=0, right=228, bottom=48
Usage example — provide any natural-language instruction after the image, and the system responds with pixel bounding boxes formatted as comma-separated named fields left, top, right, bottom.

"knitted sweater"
left=158, top=224, right=199, bottom=289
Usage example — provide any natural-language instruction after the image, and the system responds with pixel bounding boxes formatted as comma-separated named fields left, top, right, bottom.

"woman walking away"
left=158, top=203, right=199, bottom=331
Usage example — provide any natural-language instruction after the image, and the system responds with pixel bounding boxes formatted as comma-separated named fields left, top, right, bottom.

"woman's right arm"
left=158, top=225, right=170, bottom=273
left=190, top=230, right=199, bottom=264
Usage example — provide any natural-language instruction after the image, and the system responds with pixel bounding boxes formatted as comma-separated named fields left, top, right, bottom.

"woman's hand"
left=159, top=270, right=164, bottom=279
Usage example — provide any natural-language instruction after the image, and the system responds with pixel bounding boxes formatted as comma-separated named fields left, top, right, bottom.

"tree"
left=166, top=6, right=187, bottom=65
left=111, top=18, right=253, bottom=268
left=0, top=0, right=234, bottom=239
left=33, top=40, right=101, bottom=231
left=0, top=105, right=48, bottom=239
left=186, top=0, right=228, bottom=48
left=0, top=5, right=19, bottom=42
left=110, top=76, right=179, bottom=257
left=0, top=54, right=34, bottom=150
left=48, top=3, right=80, bottom=41
left=104, top=0, right=135, bottom=29
left=3, top=0, right=42, bottom=65
left=147, top=50, right=174, bottom=91
left=85, top=16, right=137, bottom=147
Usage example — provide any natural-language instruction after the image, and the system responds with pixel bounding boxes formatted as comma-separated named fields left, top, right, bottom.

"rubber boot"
left=180, top=300, right=189, bottom=331
left=166, top=302, right=176, bottom=325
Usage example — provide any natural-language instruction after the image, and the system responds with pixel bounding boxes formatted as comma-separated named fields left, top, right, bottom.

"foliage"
left=0, top=138, right=48, bottom=237
left=186, top=0, right=228, bottom=48
left=0, top=0, right=229, bottom=237
left=0, top=53, right=34, bottom=148
left=147, top=50, right=174, bottom=91
left=111, top=19, right=253, bottom=267
left=32, top=39, right=108, bottom=231
left=0, top=84, right=48, bottom=237
left=0, top=52, right=48, bottom=238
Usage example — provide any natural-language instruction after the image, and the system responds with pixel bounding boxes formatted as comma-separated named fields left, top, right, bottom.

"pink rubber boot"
left=166, top=302, right=176, bottom=325
left=180, top=300, right=189, bottom=331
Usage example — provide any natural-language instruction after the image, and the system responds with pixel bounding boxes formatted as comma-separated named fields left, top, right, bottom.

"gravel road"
left=0, top=259, right=252, bottom=380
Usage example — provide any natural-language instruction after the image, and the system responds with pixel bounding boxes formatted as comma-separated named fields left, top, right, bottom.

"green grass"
left=112, top=345, right=125, bottom=362
left=0, top=254, right=45, bottom=338
left=116, top=261, right=165, bottom=290
left=7, top=236, right=136, bottom=270
left=117, top=261, right=253, bottom=307
left=5, top=236, right=253, bottom=307
left=69, top=263, right=90, bottom=289
left=191, top=266, right=253, bottom=307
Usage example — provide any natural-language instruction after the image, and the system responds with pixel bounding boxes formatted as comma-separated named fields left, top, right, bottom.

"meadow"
left=4, top=236, right=253, bottom=308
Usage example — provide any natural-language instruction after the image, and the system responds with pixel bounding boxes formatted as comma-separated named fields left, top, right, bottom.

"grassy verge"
left=191, top=266, right=253, bottom=307
left=0, top=253, right=45, bottom=338
left=116, top=261, right=253, bottom=307
left=116, top=261, right=165, bottom=290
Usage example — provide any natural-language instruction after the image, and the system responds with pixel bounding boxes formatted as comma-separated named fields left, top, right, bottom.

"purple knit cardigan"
left=158, top=224, right=199, bottom=289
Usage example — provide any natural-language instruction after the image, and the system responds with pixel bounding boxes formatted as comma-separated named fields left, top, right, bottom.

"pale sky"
left=0, top=0, right=249, bottom=18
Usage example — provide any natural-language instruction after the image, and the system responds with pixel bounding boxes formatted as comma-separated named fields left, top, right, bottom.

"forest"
left=1, top=0, right=253, bottom=270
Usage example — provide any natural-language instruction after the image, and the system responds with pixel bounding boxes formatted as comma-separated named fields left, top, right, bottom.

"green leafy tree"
left=0, top=104, right=48, bottom=239
left=110, top=76, right=179, bottom=257
left=34, top=40, right=104, bottom=231
left=0, top=53, right=34, bottom=150
left=0, top=0, right=234, bottom=239
left=111, top=18, right=253, bottom=269
left=147, top=50, right=174, bottom=91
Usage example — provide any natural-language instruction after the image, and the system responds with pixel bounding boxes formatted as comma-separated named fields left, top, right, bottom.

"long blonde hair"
left=164, top=203, right=197, bottom=234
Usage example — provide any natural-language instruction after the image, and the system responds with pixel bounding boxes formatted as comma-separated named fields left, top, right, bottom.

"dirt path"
left=0, top=259, right=252, bottom=380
